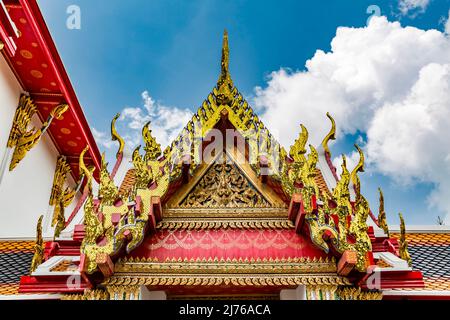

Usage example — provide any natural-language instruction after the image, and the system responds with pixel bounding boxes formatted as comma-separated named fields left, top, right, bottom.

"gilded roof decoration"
left=75, top=31, right=407, bottom=281
left=157, top=218, right=294, bottom=230
left=104, top=274, right=351, bottom=287
left=180, top=156, right=270, bottom=208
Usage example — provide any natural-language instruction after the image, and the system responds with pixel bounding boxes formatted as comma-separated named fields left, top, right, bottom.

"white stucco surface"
left=0, top=55, right=75, bottom=239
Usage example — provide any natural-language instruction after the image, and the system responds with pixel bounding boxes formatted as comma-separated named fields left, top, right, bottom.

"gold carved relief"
left=180, top=155, right=270, bottom=208
left=7, top=94, right=68, bottom=171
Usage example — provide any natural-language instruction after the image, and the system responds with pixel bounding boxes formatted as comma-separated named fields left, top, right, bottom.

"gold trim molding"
left=104, top=274, right=350, bottom=287
left=115, top=257, right=337, bottom=274
left=337, top=287, right=383, bottom=300
left=157, top=218, right=294, bottom=230
left=163, top=207, right=288, bottom=218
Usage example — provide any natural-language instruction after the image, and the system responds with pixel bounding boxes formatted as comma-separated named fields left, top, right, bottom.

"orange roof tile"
left=119, top=169, right=135, bottom=196
left=0, top=241, right=34, bottom=253
left=0, top=241, right=35, bottom=296
left=315, top=169, right=331, bottom=196
left=391, top=233, right=450, bottom=246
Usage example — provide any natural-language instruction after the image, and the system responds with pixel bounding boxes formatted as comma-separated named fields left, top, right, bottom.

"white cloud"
left=94, top=91, right=193, bottom=153
left=445, top=10, right=450, bottom=34
left=92, top=127, right=116, bottom=151
left=398, top=0, right=430, bottom=17
left=254, top=16, right=450, bottom=220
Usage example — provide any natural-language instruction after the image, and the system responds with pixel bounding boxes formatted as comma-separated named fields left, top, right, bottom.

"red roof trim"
left=0, top=1, right=18, bottom=56
left=18, top=0, right=101, bottom=173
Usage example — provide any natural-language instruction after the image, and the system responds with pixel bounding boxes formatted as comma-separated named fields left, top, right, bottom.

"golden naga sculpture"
left=349, top=195, right=373, bottom=271
left=332, top=155, right=352, bottom=244
left=399, top=213, right=412, bottom=267
left=81, top=115, right=171, bottom=273
left=30, top=215, right=44, bottom=274
left=321, top=112, right=336, bottom=156
left=377, top=188, right=390, bottom=237
left=300, top=145, right=320, bottom=207
left=307, top=217, right=339, bottom=254
left=143, top=121, right=161, bottom=162
left=8, top=95, right=68, bottom=170
left=350, top=144, right=365, bottom=201
left=333, top=155, right=353, bottom=216
left=79, top=145, right=95, bottom=193
left=111, top=113, right=125, bottom=158
left=98, top=153, right=119, bottom=205
left=49, top=156, right=77, bottom=239
left=82, top=194, right=104, bottom=247
left=290, top=124, right=308, bottom=164
left=280, top=114, right=377, bottom=272
left=281, top=124, right=309, bottom=197
left=132, top=146, right=154, bottom=189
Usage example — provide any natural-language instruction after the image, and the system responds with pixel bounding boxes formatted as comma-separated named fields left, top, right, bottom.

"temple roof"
left=0, top=241, right=34, bottom=296
left=386, top=232, right=450, bottom=294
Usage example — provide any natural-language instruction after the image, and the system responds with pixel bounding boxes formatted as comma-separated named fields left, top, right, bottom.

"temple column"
left=105, top=285, right=141, bottom=300
left=280, top=285, right=306, bottom=300
left=139, top=286, right=167, bottom=300
left=305, top=285, right=338, bottom=300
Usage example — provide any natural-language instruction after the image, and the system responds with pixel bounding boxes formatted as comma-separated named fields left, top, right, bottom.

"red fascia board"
left=0, top=1, right=18, bottom=56
left=18, top=0, right=101, bottom=173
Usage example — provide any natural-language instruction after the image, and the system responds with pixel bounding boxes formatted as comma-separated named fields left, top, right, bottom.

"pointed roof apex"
left=220, top=29, right=230, bottom=78
left=217, top=29, right=234, bottom=104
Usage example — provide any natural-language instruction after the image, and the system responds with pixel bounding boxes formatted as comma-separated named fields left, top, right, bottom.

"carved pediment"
left=166, top=149, right=286, bottom=210
left=180, top=157, right=270, bottom=208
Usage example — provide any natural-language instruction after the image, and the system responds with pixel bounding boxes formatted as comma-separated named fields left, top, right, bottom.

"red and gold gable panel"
left=126, top=229, right=329, bottom=262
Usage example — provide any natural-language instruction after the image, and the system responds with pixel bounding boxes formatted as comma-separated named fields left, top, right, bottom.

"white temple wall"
left=0, top=54, right=60, bottom=239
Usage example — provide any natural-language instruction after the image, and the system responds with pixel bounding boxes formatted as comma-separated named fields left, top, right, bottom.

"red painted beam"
left=0, top=1, right=19, bottom=57
left=19, top=275, right=91, bottom=294
left=18, top=0, right=101, bottom=178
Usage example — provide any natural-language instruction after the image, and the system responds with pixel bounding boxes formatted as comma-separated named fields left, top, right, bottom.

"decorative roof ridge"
left=389, top=225, right=450, bottom=233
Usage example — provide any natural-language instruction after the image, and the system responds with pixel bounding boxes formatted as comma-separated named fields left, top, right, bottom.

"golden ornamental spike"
left=30, top=215, right=44, bottom=274
left=290, top=124, right=308, bottom=163
left=321, top=112, right=336, bottom=156
left=399, top=213, right=412, bottom=267
left=143, top=121, right=161, bottom=162
left=98, top=153, right=119, bottom=205
left=216, top=29, right=234, bottom=105
left=350, top=144, right=365, bottom=201
left=333, top=154, right=353, bottom=216
left=111, top=113, right=125, bottom=158
left=377, top=187, right=390, bottom=237
left=219, top=29, right=231, bottom=84
left=79, top=145, right=95, bottom=193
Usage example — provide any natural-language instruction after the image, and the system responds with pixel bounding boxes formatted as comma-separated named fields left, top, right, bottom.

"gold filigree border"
left=163, top=207, right=288, bottom=218
left=104, top=274, right=350, bottom=287
left=157, top=218, right=294, bottom=230
left=114, top=257, right=337, bottom=274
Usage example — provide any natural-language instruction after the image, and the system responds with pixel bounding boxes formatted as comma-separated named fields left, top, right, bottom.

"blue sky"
left=37, top=0, right=450, bottom=225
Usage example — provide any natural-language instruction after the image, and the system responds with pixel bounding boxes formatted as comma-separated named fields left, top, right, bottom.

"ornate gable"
left=21, top=30, right=427, bottom=301
left=166, top=149, right=286, bottom=209
left=179, top=155, right=271, bottom=208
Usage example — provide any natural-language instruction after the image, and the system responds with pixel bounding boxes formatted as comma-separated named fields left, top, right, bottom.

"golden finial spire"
left=220, top=30, right=230, bottom=81
left=217, top=30, right=234, bottom=105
